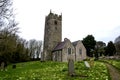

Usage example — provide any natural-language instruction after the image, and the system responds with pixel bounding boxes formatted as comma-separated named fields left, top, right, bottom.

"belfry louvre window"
left=68, top=48, right=71, bottom=54
left=54, top=20, right=57, bottom=25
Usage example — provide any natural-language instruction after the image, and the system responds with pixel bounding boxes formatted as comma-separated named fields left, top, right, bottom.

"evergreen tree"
left=105, top=41, right=116, bottom=56
left=82, top=35, right=96, bottom=57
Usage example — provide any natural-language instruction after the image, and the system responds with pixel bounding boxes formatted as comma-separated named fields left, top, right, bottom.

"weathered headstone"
left=90, top=59, right=94, bottom=67
left=1, top=62, right=5, bottom=71
left=68, top=55, right=75, bottom=76
left=84, top=61, right=90, bottom=68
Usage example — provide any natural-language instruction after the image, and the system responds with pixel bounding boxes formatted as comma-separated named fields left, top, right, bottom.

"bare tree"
left=36, top=41, right=42, bottom=59
left=0, top=0, right=19, bottom=63
left=28, top=39, right=43, bottom=59
left=28, top=39, right=36, bottom=59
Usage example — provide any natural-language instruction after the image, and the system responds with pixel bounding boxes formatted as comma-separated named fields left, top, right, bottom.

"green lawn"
left=103, top=59, right=120, bottom=71
left=0, top=61, right=109, bottom=80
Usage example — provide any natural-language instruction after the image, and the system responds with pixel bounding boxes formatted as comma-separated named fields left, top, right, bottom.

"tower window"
left=54, top=20, right=57, bottom=25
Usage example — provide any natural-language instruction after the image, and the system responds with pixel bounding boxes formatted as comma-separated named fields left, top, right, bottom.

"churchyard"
left=102, top=59, right=120, bottom=71
left=0, top=60, right=110, bottom=80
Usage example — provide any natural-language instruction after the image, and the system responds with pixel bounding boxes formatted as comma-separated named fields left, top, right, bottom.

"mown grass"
left=0, top=61, right=109, bottom=80
left=103, top=59, right=120, bottom=71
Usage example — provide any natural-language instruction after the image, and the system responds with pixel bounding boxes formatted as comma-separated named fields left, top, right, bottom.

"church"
left=41, top=11, right=87, bottom=62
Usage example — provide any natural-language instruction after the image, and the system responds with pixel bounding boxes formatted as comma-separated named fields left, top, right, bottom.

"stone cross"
left=68, top=55, right=75, bottom=76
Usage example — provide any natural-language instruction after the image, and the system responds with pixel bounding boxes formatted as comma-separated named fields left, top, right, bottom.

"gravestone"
left=90, top=59, right=94, bottom=67
left=1, top=62, right=5, bottom=71
left=12, top=64, right=16, bottom=69
left=84, top=61, right=90, bottom=68
left=68, top=55, right=75, bottom=76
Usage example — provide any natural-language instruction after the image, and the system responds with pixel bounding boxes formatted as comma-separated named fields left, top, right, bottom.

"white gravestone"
left=84, top=61, right=90, bottom=68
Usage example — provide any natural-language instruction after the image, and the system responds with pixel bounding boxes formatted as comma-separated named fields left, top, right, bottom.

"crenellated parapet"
left=46, top=11, right=62, bottom=21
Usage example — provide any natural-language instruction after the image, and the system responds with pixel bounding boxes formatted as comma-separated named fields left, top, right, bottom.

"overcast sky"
left=13, top=0, right=120, bottom=43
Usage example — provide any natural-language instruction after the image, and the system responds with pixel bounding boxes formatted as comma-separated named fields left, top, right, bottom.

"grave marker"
left=90, top=59, right=94, bottom=67
left=12, top=64, right=16, bottom=69
left=68, top=55, right=75, bottom=76
left=1, top=62, right=5, bottom=71
left=84, top=61, right=90, bottom=68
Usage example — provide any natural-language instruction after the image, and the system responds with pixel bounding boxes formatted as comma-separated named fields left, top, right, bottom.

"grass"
left=103, top=59, right=120, bottom=71
left=0, top=61, right=109, bottom=80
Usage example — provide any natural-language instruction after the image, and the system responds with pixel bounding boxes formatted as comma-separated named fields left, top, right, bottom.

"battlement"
left=46, top=10, right=62, bottom=21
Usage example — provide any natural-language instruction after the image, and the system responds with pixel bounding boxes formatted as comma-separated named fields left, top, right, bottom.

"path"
left=105, top=63, right=120, bottom=80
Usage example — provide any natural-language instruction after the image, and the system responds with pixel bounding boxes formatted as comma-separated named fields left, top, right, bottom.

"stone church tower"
left=42, top=11, right=62, bottom=61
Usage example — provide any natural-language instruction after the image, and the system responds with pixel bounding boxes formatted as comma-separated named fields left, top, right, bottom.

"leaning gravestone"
left=68, top=55, right=75, bottom=76
left=84, top=61, right=90, bottom=68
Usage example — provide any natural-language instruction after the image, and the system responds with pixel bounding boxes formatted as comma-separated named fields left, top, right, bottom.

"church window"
left=68, top=48, right=71, bottom=55
left=79, top=49, right=82, bottom=54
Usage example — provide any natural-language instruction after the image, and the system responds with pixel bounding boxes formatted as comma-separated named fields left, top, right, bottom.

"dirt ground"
left=105, top=63, right=120, bottom=80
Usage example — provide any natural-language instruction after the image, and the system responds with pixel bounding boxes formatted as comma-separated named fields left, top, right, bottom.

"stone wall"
left=75, top=41, right=87, bottom=61
left=62, top=39, right=75, bottom=62
left=53, top=50, right=62, bottom=61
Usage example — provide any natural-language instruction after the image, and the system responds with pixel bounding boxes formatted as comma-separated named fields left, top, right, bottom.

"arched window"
left=68, top=48, right=71, bottom=55
left=79, top=49, right=82, bottom=54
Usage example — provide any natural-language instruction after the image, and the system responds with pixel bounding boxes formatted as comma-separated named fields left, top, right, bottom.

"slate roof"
left=53, top=41, right=66, bottom=51
left=72, top=41, right=79, bottom=47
